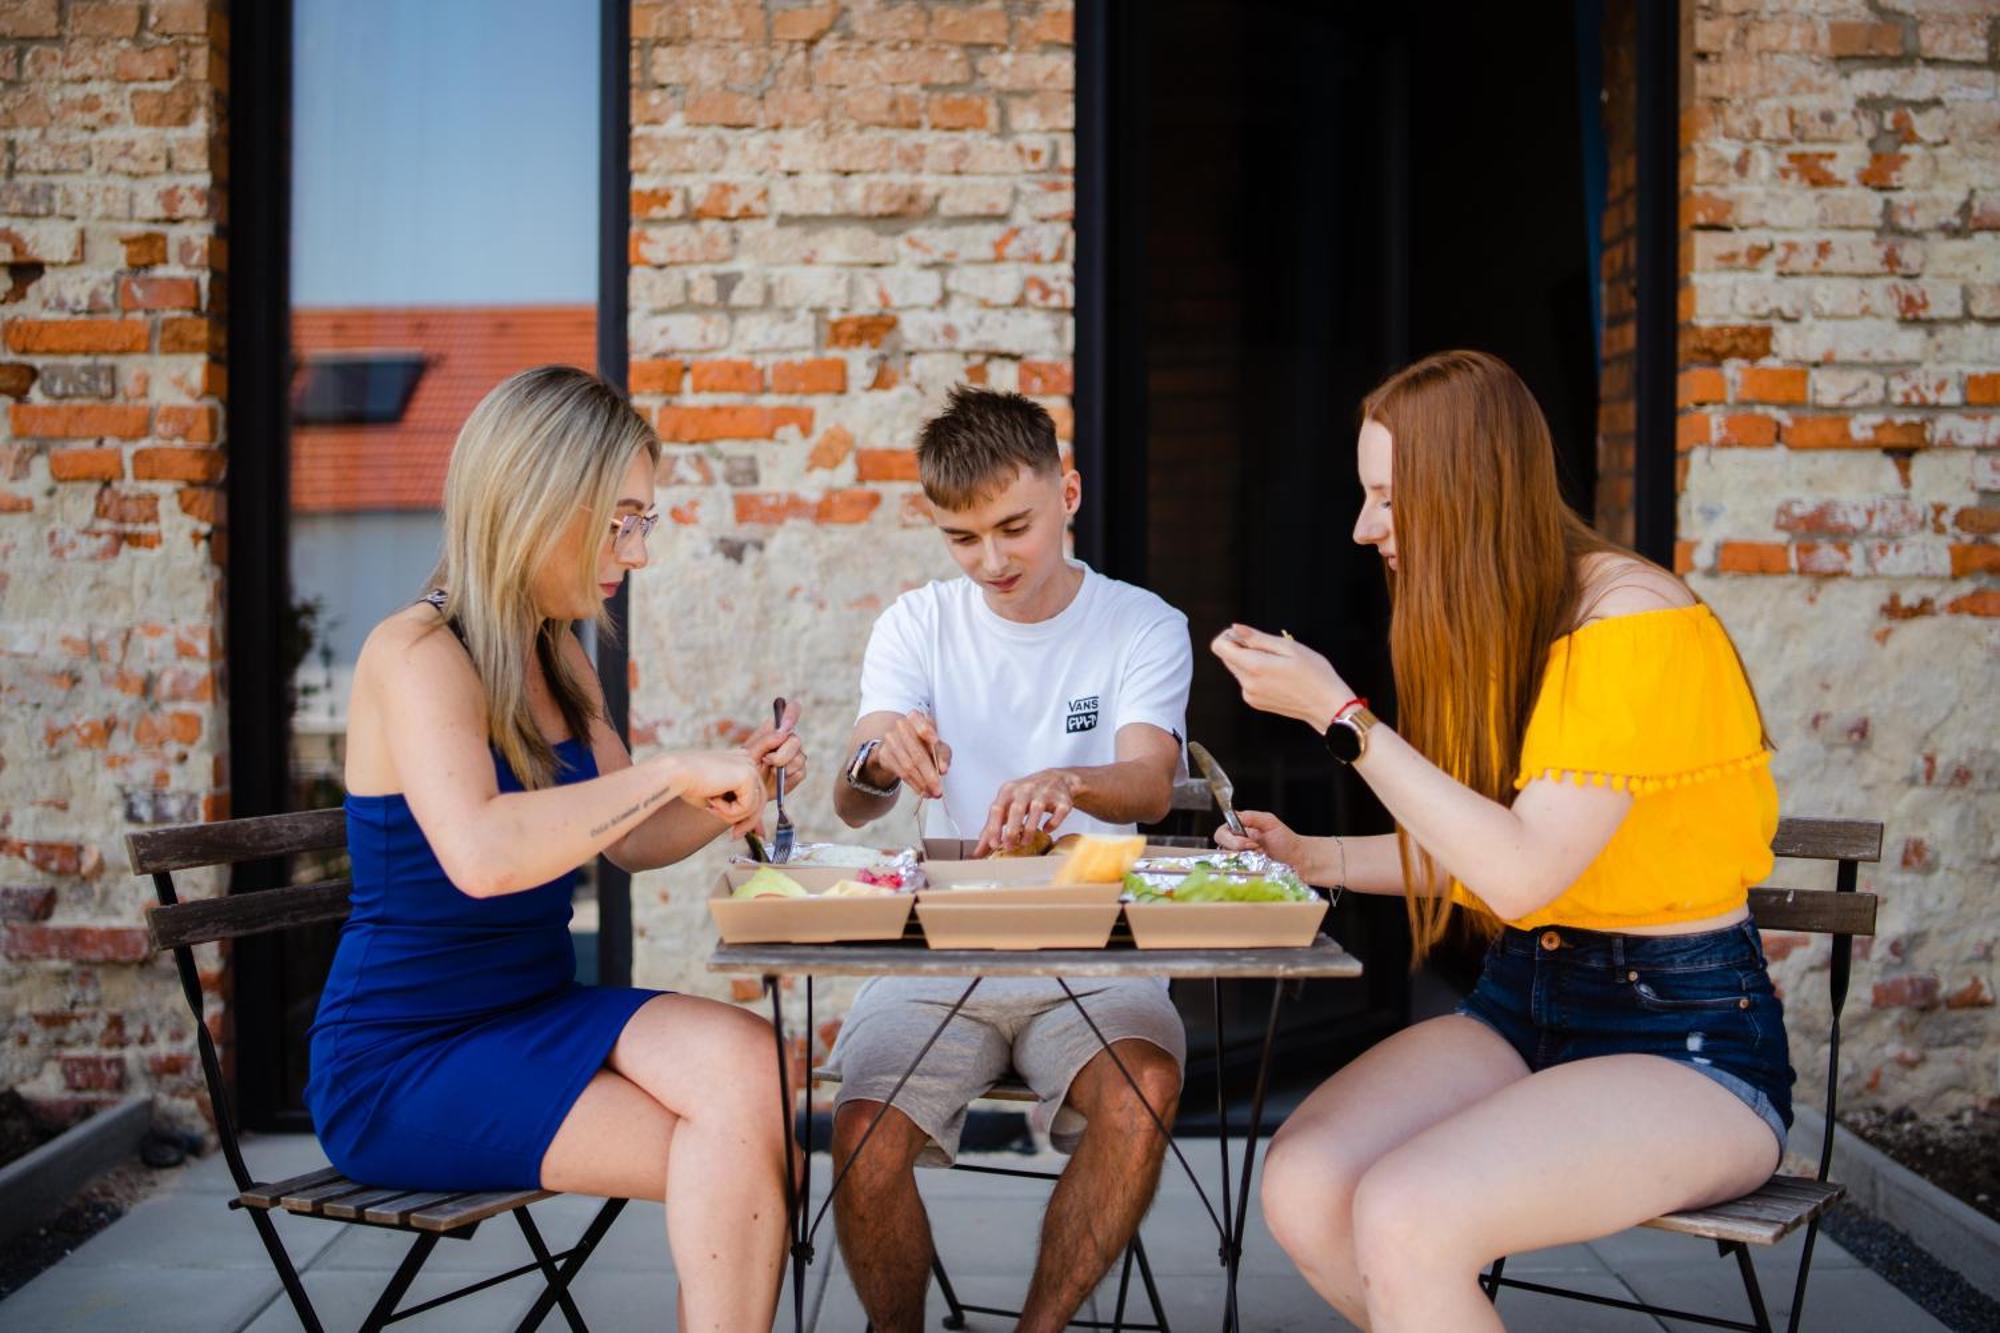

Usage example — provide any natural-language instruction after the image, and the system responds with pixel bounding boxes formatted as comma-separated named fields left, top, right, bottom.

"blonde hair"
left=427, top=365, right=659, bottom=789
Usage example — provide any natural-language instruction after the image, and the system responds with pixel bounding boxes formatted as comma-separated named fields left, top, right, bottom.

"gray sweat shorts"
left=825, top=976, right=1187, bottom=1167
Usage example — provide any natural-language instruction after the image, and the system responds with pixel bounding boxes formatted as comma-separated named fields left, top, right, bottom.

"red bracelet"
left=1332, top=696, right=1369, bottom=723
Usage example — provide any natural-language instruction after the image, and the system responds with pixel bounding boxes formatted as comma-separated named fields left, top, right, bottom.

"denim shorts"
left=1457, top=919, right=1794, bottom=1152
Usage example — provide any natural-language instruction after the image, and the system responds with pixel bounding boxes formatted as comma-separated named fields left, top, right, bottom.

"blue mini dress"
left=305, top=738, right=658, bottom=1191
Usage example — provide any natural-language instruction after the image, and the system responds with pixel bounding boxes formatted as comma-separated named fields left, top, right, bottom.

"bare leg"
left=596, top=994, right=791, bottom=1333
left=1017, top=1040, right=1182, bottom=1333
left=1350, top=1053, right=1782, bottom=1333
left=831, top=1099, right=935, bottom=1333
left=1258, top=1015, right=1529, bottom=1327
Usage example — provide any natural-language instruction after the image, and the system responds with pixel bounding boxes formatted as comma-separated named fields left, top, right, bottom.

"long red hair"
left=1362, top=350, right=1629, bottom=964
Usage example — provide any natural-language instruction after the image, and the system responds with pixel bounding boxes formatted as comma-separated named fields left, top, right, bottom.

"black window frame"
left=226, top=0, right=633, bottom=1130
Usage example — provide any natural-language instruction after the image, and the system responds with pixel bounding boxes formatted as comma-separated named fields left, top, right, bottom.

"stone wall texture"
left=622, top=0, right=1075, bottom=1065
left=0, top=0, right=229, bottom=1132
left=1673, top=0, right=1997, bottom=1113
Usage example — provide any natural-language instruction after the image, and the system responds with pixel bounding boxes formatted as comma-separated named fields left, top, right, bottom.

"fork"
left=769, top=696, right=796, bottom=864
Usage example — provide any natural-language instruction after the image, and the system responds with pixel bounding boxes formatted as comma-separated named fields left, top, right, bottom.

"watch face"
left=1325, top=718, right=1362, bottom=764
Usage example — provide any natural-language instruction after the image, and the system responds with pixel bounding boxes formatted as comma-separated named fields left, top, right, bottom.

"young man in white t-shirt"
left=827, top=386, right=1193, bottom=1333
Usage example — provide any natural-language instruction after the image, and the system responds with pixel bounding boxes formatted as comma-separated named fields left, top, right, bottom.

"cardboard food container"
left=708, top=864, right=915, bottom=944
left=916, top=857, right=1123, bottom=905
left=914, top=900, right=1121, bottom=950
left=1121, top=899, right=1328, bottom=950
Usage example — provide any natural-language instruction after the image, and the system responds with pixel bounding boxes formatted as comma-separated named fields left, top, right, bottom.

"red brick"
left=1951, top=545, right=2000, bottom=577
left=62, top=1055, right=124, bottom=1092
left=120, top=232, right=168, bottom=267
left=176, top=486, right=219, bottom=524
left=655, top=406, right=812, bottom=443
left=5, top=319, right=149, bottom=354
left=1715, top=413, right=1779, bottom=447
left=1967, top=373, right=2000, bottom=406
left=1681, top=325, right=1773, bottom=363
left=733, top=489, right=883, bottom=525
left=1677, top=368, right=1727, bottom=406
left=0, top=886, right=57, bottom=923
left=47, top=447, right=124, bottom=482
left=770, top=358, right=846, bottom=394
left=685, top=89, right=759, bottom=127
left=688, top=360, right=764, bottom=393
left=1946, top=588, right=2000, bottom=617
left=807, top=425, right=854, bottom=471
left=113, top=47, right=177, bottom=81
left=1020, top=360, right=1074, bottom=395
left=5, top=924, right=148, bottom=962
left=771, top=3, right=837, bottom=41
left=928, top=93, right=993, bottom=130
left=1794, top=541, right=1852, bottom=576
left=149, top=0, right=208, bottom=35
left=93, top=489, right=158, bottom=525
left=842, top=90, right=923, bottom=129
left=930, top=5, right=1008, bottom=43
left=1761, top=932, right=1813, bottom=963
left=132, top=447, right=222, bottom=482
left=1778, top=152, right=1840, bottom=189
left=0, top=0, right=58, bottom=38
left=1023, top=8, right=1074, bottom=44
left=828, top=314, right=897, bottom=348
left=1946, top=979, right=1994, bottom=1010
left=690, top=182, right=767, bottom=220
left=729, top=977, right=764, bottom=1002
left=130, top=81, right=201, bottom=127
left=1714, top=541, right=1789, bottom=575
left=630, top=188, right=681, bottom=220
left=1829, top=21, right=1903, bottom=57
left=119, top=276, right=199, bottom=311
left=1737, top=366, right=1807, bottom=404
left=158, top=317, right=210, bottom=354
left=14, top=404, right=150, bottom=440
left=629, top=359, right=684, bottom=395
left=155, top=404, right=217, bottom=443
left=132, top=710, right=201, bottom=745
left=1676, top=413, right=1711, bottom=450
left=855, top=449, right=919, bottom=482
left=1872, top=975, right=1941, bottom=1010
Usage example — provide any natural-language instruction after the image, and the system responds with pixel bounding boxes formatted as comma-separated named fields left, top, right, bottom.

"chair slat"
left=1748, top=886, right=1878, bottom=936
left=280, top=1177, right=373, bottom=1214
left=321, top=1187, right=421, bottom=1221
left=240, top=1165, right=347, bottom=1210
left=127, top=808, right=347, bottom=875
left=1771, top=817, right=1882, bottom=864
left=361, top=1190, right=464, bottom=1226
left=149, top=879, right=353, bottom=951
left=407, top=1189, right=552, bottom=1232
left=1644, top=1176, right=1843, bottom=1246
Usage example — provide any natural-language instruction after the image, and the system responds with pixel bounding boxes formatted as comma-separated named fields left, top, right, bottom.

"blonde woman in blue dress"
left=306, top=366, right=802, bottom=1331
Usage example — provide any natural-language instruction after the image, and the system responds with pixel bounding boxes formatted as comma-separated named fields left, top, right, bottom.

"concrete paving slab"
left=0, top=1264, right=280, bottom=1333
left=236, top=1267, right=538, bottom=1333
left=44, top=1190, right=343, bottom=1271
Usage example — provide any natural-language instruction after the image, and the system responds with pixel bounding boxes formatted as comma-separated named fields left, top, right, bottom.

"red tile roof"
left=290, top=305, right=596, bottom=513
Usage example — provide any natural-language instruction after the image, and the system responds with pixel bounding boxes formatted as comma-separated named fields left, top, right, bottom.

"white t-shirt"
left=856, top=562, right=1193, bottom=839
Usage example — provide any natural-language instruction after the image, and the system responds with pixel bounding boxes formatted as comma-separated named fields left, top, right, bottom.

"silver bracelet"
left=1332, top=835, right=1348, bottom=906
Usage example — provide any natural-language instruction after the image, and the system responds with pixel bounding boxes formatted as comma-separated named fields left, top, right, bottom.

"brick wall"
left=1673, top=0, right=1997, bottom=1112
left=623, top=0, right=1074, bottom=1054
left=1596, top=0, right=1641, bottom=546
left=0, top=0, right=228, bottom=1132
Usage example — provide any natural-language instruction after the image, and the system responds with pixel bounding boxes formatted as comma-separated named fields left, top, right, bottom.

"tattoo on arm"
left=587, top=783, right=679, bottom=840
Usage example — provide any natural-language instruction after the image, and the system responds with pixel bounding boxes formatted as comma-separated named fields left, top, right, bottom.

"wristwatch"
left=844, top=738, right=900, bottom=797
left=1322, top=705, right=1378, bottom=765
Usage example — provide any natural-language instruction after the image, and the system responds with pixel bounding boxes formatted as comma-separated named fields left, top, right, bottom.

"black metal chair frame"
left=130, top=812, right=628, bottom=1333
left=1478, top=816, right=1883, bottom=1333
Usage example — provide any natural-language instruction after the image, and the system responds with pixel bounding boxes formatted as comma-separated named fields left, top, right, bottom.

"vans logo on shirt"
left=1064, top=695, right=1100, bottom=734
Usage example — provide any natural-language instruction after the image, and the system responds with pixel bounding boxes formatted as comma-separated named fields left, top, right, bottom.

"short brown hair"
left=916, top=385, right=1061, bottom=509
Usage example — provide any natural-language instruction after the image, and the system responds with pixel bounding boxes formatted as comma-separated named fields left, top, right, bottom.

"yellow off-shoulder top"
left=1454, top=603, right=1778, bottom=931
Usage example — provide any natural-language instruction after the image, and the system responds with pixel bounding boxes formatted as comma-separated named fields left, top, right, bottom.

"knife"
left=1187, top=741, right=1247, bottom=840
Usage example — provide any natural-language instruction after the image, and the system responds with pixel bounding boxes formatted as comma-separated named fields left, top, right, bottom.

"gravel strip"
left=1821, top=1200, right=2000, bottom=1333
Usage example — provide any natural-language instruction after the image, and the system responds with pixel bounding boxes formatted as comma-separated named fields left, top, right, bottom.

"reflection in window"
left=292, top=353, right=428, bottom=426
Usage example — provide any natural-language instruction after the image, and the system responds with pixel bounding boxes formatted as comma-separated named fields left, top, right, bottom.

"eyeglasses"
left=610, top=511, right=659, bottom=556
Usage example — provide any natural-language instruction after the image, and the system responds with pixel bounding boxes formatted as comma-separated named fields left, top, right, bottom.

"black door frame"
left=225, top=0, right=635, bottom=1127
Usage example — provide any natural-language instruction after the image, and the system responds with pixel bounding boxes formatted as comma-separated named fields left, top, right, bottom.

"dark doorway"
left=1081, top=0, right=1599, bottom=1125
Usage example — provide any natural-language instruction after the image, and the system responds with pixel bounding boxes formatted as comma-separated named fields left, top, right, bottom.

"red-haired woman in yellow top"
left=1212, top=349, right=1792, bottom=1332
